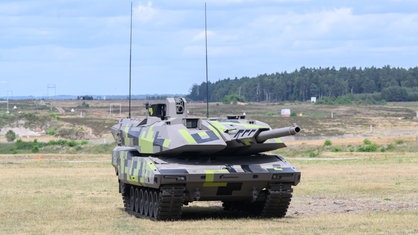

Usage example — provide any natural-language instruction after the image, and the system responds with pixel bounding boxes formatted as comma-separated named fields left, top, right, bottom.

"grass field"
left=1, top=100, right=418, bottom=234
left=0, top=152, right=417, bottom=235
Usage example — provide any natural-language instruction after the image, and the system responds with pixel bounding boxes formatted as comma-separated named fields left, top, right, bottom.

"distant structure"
left=281, top=109, right=291, bottom=117
left=77, top=95, right=94, bottom=100
left=47, top=84, right=56, bottom=99
left=311, top=97, right=317, bottom=103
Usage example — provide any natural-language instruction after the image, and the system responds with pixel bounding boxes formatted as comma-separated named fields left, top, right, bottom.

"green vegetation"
left=0, top=139, right=105, bottom=154
left=0, top=113, right=11, bottom=128
left=79, top=101, right=90, bottom=108
left=308, top=149, right=321, bottom=158
left=5, top=130, right=16, bottom=142
left=357, top=143, right=378, bottom=152
left=187, top=66, right=418, bottom=102
left=356, top=139, right=377, bottom=152
left=278, top=138, right=414, bottom=158
left=324, top=139, right=332, bottom=146
left=316, top=93, right=386, bottom=105
left=49, top=112, right=60, bottom=120
left=222, top=94, right=244, bottom=104
left=331, top=147, right=342, bottom=152
left=46, top=127, right=56, bottom=135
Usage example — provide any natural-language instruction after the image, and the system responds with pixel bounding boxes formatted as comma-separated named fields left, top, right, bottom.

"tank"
left=111, top=97, right=301, bottom=220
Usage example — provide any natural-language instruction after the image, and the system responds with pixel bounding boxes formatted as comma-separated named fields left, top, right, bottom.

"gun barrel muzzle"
left=255, top=126, right=301, bottom=142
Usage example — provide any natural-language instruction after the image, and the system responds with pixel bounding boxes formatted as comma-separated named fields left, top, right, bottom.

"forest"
left=187, top=66, right=418, bottom=104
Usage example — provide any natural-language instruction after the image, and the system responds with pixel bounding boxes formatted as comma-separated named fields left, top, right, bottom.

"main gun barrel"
left=255, top=126, right=301, bottom=143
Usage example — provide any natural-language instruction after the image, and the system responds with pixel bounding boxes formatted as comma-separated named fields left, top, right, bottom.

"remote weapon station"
left=111, top=4, right=301, bottom=221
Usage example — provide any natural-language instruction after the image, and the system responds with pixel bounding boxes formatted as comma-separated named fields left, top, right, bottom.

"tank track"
left=260, top=183, right=293, bottom=217
left=121, top=183, right=185, bottom=221
left=223, top=183, right=293, bottom=218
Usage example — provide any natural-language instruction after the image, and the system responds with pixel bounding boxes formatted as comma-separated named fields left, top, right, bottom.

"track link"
left=223, top=183, right=293, bottom=218
left=157, top=185, right=185, bottom=220
left=121, top=183, right=185, bottom=221
left=260, top=184, right=293, bottom=217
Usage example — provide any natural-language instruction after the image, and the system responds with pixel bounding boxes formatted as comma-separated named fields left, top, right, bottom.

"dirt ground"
left=180, top=195, right=417, bottom=218
left=287, top=195, right=417, bottom=217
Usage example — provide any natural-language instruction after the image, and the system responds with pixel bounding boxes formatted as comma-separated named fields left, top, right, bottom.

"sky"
left=1, top=0, right=418, bottom=97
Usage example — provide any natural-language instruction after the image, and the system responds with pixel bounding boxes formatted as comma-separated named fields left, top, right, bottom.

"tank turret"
left=205, top=117, right=300, bottom=155
left=112, top=98, right=300, bottom=156
left=111, top=97, right=301, bottom=220
left=111, top=97, right=227, bottom=156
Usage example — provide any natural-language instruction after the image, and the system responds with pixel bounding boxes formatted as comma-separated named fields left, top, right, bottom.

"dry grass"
left=0, top=153, right=417, bottom=235
left=4, top=100, right=418, bottom=140
left=1, top=101, right=418, bottom=234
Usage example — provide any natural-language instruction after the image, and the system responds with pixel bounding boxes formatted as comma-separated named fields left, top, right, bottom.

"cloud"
left=244, top=7, right=418, bottom=51
left=183, top=44, right=240, bottom=57
left=248, top=8, right=357, bottom=40
left=1, top=0, right=418, bottom=96
left=185, top=0, right=310, bottom=5
left=134, top=1, right=157, bottom=23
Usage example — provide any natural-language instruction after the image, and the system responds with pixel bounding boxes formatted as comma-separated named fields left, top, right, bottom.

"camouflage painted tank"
left=111, top=97, right=301, bottom=220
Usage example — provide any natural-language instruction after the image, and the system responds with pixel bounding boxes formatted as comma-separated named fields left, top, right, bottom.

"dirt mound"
left=0, top=127, right=42, bottom=137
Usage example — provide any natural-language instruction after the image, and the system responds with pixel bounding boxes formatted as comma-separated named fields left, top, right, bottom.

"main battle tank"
left=111, top=97, right=301, bottom=220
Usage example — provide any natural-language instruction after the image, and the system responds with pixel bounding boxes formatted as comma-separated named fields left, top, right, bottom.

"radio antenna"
left=128, top=1, right=133, bottom=118
left=205, top=2, right=209, bottom=118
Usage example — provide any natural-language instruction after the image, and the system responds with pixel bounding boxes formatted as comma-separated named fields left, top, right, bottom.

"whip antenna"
left=128, top=1, right=133, bottom=118
left=205, top=2, right=209, bottom=118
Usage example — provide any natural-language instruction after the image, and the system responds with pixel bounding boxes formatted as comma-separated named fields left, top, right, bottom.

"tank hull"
left=112, top=146, right=300, bottom=220
left=110, top=98, right=302, bottom=220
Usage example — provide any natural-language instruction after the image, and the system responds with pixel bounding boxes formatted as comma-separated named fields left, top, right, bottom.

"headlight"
left=163, top=175, right=186, bottom=181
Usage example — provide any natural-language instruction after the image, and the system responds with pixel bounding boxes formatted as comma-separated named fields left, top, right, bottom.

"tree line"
left=187, top=66, right=418, bottom=103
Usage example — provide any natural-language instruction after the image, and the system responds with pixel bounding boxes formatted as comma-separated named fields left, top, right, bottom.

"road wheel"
left=143, top=189, right=149, bottom=217
left=148, top=190, right=155, bottom=218
left=129, top=186, right=135, bottom=211
left=153, top=190, right=160, bottom=219
left=139, top=188, right=145, bottom=216
left=134, top=187, right=140, bottom=213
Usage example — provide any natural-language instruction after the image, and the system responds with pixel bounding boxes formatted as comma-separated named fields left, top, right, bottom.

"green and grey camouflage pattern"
left=111, top=98, right=301, bottom=220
